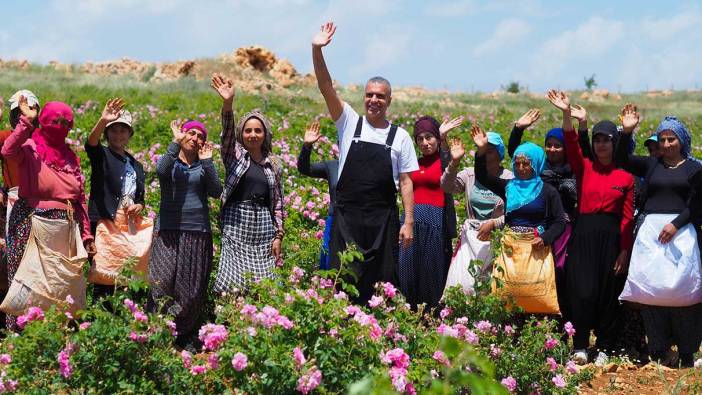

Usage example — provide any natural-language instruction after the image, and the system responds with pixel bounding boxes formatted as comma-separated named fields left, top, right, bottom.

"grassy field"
left=1, top=66, right=701, bottom=394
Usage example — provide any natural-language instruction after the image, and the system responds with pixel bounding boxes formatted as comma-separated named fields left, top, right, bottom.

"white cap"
left=8, top=90, right=40, bottom=110
left=106, top=109, right=133, bottom=129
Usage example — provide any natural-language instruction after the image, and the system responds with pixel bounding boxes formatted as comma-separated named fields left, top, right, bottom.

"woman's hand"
left=515, top=109, right=541, bottom=129
left=18, top=95, right=38, bottom=122
left=620, top=103, right=640, bottom=134
left=101, top=98, right=125, bottom=123
left=211, top=74, right=235, bottom=102
left=470, top=124, right=489, bottom=155
left=125, top=203, right=144, bottom=217
left=658, top=223, right=678, bottom=244
left=439, top=116, right=465, bottom=142
left=84, top=239, right=97, bottom=258
left=272, top=238, right=282, bottom=261
left=476, top=220, right=494, bottom=241
left=303, top=121, right=321, bottom=148
left=312, top=22, right=337, bottom=48
left=547, top=90, right=570, bottom=113
left=570, top=104, right=587, bottom=122
left=531, top=237, right=545, bottom=249
left=170, top=120, right=186, bottom=143
left=448, top=137, right=465, bottom=165
left=199, top=141, right=214, bottom=160
left=613, top=249, right=629, bottom=275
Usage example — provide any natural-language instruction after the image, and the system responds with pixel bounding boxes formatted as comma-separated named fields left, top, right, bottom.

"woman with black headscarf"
left=548, top=90, right=635, bottom=365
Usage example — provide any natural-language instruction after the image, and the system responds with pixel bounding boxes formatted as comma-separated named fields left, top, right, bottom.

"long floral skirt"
left=4, top=198, right=67, bottom=330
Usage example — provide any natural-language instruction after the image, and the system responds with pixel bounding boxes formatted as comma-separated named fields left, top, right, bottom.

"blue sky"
left=1, top=0, right=701, bottom=92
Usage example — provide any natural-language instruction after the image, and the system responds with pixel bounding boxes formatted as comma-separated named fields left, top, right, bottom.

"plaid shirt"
left=221, top=110, right=284, bottom=237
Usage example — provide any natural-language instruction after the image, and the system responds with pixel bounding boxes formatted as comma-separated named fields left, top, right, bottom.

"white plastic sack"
left=443, top=219, right=492, bottom=296
left=620, top=213, right=702, bottom=307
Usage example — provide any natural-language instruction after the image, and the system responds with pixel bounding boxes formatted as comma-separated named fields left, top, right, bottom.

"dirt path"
left=578, top=363, right=702, bottom=394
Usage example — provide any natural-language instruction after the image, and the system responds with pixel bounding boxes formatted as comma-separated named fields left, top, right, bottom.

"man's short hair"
left=366, top=76, right=392, bottom=96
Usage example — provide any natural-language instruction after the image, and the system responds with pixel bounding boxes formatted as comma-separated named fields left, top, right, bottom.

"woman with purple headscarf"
left=147, top=118, right=222, bottom=348
left=617, top=105, right=702, bottom=368
left=398, top=116, right=460, bottom=309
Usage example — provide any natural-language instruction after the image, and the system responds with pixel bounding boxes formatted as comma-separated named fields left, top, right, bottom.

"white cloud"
left=526, top=16, right=624, bottom=83
left=641, top=8, right=702, bottom=41
left=473, top=18, right=530, bottom=56
left=349, top=30, right=412, bottom=79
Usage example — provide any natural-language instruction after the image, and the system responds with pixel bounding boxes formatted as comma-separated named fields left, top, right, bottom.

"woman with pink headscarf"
left=1, top=96, right=94, bottom=330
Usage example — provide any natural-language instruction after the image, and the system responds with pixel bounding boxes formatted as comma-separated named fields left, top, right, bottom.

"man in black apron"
left=312, top=22, right=416, bottom=303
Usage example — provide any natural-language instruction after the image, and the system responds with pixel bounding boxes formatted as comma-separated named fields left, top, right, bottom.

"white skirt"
left=443, top=219, right=492, bottom=296
left=620, top=213, right=702, bottom=307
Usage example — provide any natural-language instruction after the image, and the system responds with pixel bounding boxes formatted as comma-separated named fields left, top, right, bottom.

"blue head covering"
left=545, top=127, right=564, bottom=145
left=656, top=116, right=691, bottom=158
left=505, top=142, right=545, bottom=214
left=645, top=134, right=658, bottom=146
left=486, top=131, right=505, bottom=160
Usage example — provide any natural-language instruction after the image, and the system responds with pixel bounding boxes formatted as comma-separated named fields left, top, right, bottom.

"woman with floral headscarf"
left=616, top=106, right=702, bottom=368
left=211, top=74, right=285, bottom=292
left=1, top=97, right=94, bottom=330
left=548, top=90, right=635, bottom=365
left=397, top=115, right=460, bottom=308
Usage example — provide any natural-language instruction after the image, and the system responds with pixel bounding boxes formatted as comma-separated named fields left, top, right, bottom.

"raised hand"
left=101, top=98, right=125, bottom=123
left=312, top=22, right=337, bottom=48
left=211, top=74, right=235, bottom=102
left=18, top=95, right=38, bottom=122
left=620, top=103, right=640, bottom=134
left=303, top=121, right=321, bottom=147
left=449, top=137, right=465, bottom=163
left=170, top=120, right=186, bottom=143
left=199, top=141, right=214, bottom=160
left=547, top=90, right=570, bottom=112
left=471, top=124, right=489, bottom=152
left=570, top=104, right=587, bottom=122
left=515, top=109, right=541, bottom=129
left=439, top=116, right=465, bottom=141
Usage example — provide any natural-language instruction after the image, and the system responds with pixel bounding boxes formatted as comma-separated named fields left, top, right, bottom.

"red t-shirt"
left=565, top=130, right=634, bottom=250
left=411, top=153, right=444, bottom=207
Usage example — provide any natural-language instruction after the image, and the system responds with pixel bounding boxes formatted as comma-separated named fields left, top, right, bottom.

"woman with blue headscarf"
left=549, top=90, right=635, bottom=365
left=508, top=109, right=581, bottom=318
left=474, top=125, right=566, bottom=313
left=441, top=127, right=513, bottom=295
left=616, top=105, right=702, bottom=368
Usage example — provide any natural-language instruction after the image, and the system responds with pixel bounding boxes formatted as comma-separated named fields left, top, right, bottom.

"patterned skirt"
left=5, top=198, right=68, bottom=330
left=147, top=230, right=213, bottom=341
left=215, top=201, right=276, bottom=293
left=398, top=204, right=447, bottom=308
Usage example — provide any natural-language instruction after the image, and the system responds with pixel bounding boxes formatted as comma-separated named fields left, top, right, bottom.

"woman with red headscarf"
left=397, top=115, right=461, bottom=309
left=1, top=96, right=94, bottom=330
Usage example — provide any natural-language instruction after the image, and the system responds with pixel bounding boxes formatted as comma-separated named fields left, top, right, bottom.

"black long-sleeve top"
left=615, top=133, right=701, bottom=229
left=155, top=142, right=223, bottom=233
left=297, top=144, right=339, bottom=215
left=475, top=152, right=566, bottom=245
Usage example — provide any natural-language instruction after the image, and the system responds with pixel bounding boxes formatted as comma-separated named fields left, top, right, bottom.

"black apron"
left=330, top=116, right=399, bottom=303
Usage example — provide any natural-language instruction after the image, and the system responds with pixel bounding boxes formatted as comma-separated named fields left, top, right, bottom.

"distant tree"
left=584, top=74, right=597, bottom=90
left=503, top=81, right=521, bottom=94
